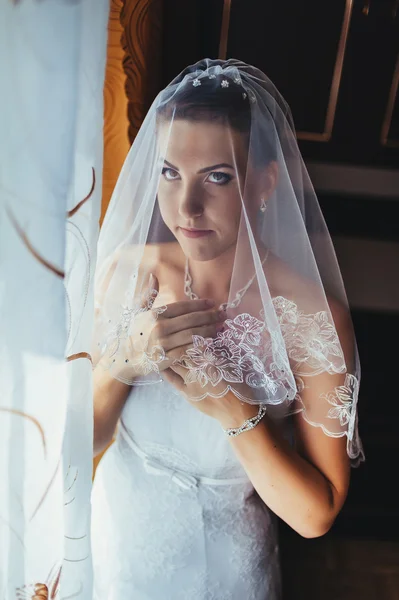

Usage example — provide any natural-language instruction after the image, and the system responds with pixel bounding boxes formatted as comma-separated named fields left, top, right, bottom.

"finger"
left=155, top=343, right=192, bottom=373
left=159, top=298, right=215, bottom=320
left=164, top=343, right=193, bottom=362
left=158, top=307, right=226, bottom=338
left=140, top=273, right=159, bottom=310
left=161, top=343, right=194, bottom=369
left=162, top=322, right=224, bottom=352
left=168, top=363, right=188, bottom=382
left=162, top=368, right=185, bottom=392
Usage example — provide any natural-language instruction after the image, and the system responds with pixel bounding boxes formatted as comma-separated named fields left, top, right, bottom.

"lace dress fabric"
left=91, top=296, right=361, bottom=599
left=91, top=379, right=282, bottom=600
left=91, top=58, right=363, bottom=598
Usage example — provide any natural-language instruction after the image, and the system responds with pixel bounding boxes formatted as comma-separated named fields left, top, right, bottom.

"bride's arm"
left=165, top=359, right=351, bottom=539
left=218, top=306, right=354, bottom=539
left=93, top=362, right=131, bottom=457
left=222, top=393, right=350, bottom=539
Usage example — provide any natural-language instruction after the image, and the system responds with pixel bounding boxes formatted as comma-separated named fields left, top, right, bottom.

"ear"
left=258, top=161, right=279, bottom=210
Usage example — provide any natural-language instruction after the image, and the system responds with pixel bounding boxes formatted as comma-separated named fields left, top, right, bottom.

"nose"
left=177, top=182, right=204, bottom=220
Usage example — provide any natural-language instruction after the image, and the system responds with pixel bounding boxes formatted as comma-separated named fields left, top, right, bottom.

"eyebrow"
left=163, top=159, right=235, bottom=174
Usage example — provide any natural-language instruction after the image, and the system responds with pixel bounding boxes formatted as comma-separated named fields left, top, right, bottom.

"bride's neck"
left=187, top=247, right=235, bottom=304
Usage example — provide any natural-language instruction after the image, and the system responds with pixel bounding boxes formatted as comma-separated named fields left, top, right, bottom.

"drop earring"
left=260, top=198, right=267, bottom=213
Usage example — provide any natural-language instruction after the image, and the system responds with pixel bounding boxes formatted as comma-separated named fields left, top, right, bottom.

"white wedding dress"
left=90, top=57, right=363, bottom=599
left=91, top=377, right=283, bottom=599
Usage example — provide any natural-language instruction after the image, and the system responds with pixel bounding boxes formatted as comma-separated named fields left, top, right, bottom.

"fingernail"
left=218, top=310, right=227, bottom=320
left=205, top=299, right=215, bottom=307
left=148, top=273, right=155, bottom=288
left=216, top=323, right=225, bottom=332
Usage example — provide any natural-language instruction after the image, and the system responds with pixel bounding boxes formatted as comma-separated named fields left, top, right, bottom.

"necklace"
left=184, top=249, right=269, bottom=311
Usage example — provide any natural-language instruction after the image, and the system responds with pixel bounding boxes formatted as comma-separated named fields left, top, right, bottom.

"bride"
left=91, top=58, right=363, bottom=599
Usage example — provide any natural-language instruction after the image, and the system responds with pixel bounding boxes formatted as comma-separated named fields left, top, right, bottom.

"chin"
left=178, top=239, right=230, bottom=262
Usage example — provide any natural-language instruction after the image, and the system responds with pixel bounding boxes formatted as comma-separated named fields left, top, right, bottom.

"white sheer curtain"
left=0, top=1, right=109, bottom=597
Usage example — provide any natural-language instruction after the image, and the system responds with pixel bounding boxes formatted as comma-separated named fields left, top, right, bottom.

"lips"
left=179, top=227, right=213, bottom=239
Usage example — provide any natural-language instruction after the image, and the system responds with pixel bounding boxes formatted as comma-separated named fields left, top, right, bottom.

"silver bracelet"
left=223, top=405, right=267, bottom=437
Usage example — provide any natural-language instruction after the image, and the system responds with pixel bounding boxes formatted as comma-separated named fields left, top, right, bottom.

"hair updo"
left=157, top=59, right=277, bottom=166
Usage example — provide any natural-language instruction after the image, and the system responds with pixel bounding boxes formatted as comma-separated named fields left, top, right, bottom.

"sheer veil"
left=93, top=58, right=363, bottom=465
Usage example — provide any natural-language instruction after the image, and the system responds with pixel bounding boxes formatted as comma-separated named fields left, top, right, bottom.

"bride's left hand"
left=162, top=364, right=259, bottom=429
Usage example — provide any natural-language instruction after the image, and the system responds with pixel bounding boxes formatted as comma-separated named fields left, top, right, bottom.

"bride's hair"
left=159, top=74, right=251, bottom=132
left=156, top=61, right=277, bottom=166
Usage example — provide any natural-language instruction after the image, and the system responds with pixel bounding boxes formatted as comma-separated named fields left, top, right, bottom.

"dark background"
left=159, top=0, right=399, bottom=541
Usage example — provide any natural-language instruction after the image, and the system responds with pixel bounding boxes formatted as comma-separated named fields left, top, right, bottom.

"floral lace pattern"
left=91, top=296, right=361, bottom=597
left=324, top=373, right=362, bottom=460
left=174, top=297, right=349, bottom=405
left=92, top=422, right=280, bottom=599
left=183, top=570, right=233, bottom=600
left=324, top=373, right=359, bottom=429
left=203, top=486, right=278, bottom=600
left=272, top=296, right=345, bottom=376
left=93, top=437, right=212, bottom=595
left=100, top=294, right=345, bottom=385
left=96, top=289, right=167, bottom=378
left=177, top=313, right=286, bottom=403
left=107, top=288, right=166, bottom=358
left=127, top=335, right=166, bottom=376
left=294, top=371, right=362, bottom=462
left=97, top=294, right=360, bottom=453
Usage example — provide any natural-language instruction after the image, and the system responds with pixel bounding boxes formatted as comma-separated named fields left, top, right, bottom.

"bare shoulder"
left=265, top=251, right=351, bottom=329
left=111, top=241, right=183, bottom=273
left=265, top=252, right=316, bottom=305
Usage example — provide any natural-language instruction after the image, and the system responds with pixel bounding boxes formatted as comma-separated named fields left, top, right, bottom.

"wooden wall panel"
left=121, top=0, right=163, bottom=144
left=101, top=0, right=130, bottom=222
left=95, top=0, right=130, bottom=475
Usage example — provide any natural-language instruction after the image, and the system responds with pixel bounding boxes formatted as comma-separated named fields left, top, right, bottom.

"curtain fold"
left=0, top=1, right=109, bottom=597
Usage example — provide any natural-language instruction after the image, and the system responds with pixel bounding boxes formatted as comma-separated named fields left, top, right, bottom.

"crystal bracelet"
left=222, top=405, right=267, bottom=437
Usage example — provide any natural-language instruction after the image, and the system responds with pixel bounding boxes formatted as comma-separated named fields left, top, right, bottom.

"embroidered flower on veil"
left=177, top=313, right=278, bottom=394
left=272, top=296, right=345, bottom=375
left=323, top=373, right=359, bottom=431
left=180, top=334, right=243, bottom=387
left=128, top=336, right=166, bottom=376
left=102, top=288, right=167, bottom=364
left=223, top=313, right=265, bottom=348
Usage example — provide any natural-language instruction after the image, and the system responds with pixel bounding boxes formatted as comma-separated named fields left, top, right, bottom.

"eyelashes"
left=207, top=172, right=232, bottom=185
left=161, top=167, right=233, bottom=186
left=161, top=167, right=180, bottom=181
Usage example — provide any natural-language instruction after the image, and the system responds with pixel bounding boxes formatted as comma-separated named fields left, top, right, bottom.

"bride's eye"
left=162, top=167, right=180, bottom=181
left=207, top=171, right=232, bottom=185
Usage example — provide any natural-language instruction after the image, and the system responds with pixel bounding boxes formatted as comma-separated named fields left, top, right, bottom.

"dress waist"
left=118, top=419, right=250, bottom=491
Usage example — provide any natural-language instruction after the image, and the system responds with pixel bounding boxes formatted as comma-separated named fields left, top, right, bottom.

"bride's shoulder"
left=114, top=241, right=181, bottom=263
left=265, top=252, right=347, bottom=323
left=118, top=241, right=184, bottom=276
left=265, top=252, right=309, bottom=302
left=142, top=241, right=183, bottom=272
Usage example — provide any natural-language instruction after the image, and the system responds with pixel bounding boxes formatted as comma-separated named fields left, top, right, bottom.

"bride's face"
left=157, top=119, right=253, bottom=262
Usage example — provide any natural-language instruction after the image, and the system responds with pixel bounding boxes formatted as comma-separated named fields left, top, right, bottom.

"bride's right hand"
left=125, top=274, right=226, bottom=379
